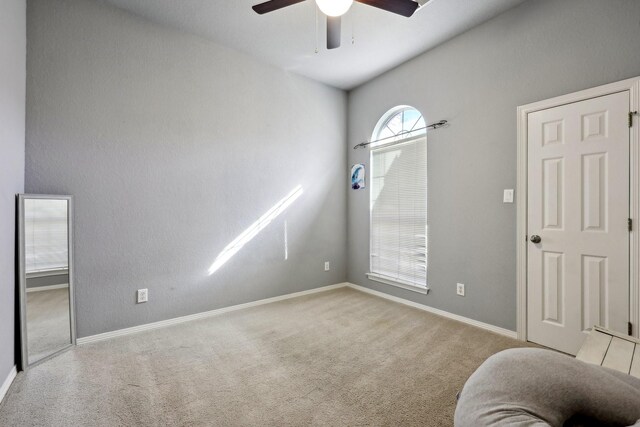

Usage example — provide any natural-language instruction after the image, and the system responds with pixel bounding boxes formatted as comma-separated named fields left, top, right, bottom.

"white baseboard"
left=77, top=280, right=516, bottom=345
left=77, top=283, right=350, bottom=345
left=26, top=283, right=69, bottom=293
left=0, top=366, right=17, bottom=405
left=345, top=283, right=518, bottom=339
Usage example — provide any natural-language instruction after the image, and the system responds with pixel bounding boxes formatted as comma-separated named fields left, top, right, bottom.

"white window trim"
left=366, top=272, right=429, bottom=294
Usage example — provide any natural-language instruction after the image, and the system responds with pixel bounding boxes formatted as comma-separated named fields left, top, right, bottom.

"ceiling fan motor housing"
left=252, top=0, right=423, bottom=50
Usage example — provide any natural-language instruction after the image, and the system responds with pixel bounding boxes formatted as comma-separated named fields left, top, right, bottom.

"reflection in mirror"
left=19, top=195, right=75, bottom=368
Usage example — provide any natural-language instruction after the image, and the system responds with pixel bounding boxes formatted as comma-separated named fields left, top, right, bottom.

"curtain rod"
left=352, top=120, right=448, bottom=150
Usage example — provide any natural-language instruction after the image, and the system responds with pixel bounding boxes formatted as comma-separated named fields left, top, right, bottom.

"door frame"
left=516, top=76, right=640, bottom=341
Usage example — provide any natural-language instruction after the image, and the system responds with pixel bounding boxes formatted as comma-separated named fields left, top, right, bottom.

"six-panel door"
left=527, top=91, right=630, bottom=355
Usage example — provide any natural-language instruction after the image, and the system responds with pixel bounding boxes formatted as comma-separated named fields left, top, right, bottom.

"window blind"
left=24, top=199, right=69, bottom=273
left=370, top=136, right=427, bottom=288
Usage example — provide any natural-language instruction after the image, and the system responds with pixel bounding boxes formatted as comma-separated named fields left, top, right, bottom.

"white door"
left=527, top=91, right=630, bottom=355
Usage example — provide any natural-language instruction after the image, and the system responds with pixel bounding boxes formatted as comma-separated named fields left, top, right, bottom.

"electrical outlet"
left=503, top=189, right=514, bottom=203
left=137, top=288, right=148, bottom=304
left=456, top=283, right=465, bottom=297
left=324, top=261, right=330, bottom=271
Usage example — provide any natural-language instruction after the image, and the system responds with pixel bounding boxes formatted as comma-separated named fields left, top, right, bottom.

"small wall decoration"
left=351, top=164, right=365, bottom=190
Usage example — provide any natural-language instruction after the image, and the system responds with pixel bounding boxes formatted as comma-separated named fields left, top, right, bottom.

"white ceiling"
left=102, top=0, right=526, bottom=90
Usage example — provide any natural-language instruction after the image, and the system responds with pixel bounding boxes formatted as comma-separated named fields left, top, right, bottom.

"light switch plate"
left=503, top=189, right=514, bottom=203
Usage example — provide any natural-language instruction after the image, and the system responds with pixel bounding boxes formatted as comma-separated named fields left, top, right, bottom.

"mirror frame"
left=18, top=194, right=76, bottom=369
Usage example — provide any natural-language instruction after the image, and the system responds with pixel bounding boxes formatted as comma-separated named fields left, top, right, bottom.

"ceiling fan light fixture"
left=315, top=0, right=353, bottom=17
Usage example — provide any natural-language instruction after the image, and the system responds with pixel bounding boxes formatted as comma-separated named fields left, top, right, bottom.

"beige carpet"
left=26, top=287, right=72, bottom=363
left=0, top=287, right=532, bottom=426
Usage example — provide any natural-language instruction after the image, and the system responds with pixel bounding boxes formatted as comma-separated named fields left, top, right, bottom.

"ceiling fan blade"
left=355, top=0, right=419, bottom=17
left=252, top=0, right=306, bottom=14
left=327, top=16, right=341, bottom=49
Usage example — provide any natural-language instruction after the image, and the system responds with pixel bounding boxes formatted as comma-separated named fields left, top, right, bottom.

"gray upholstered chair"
left=455, top=348, right=640, bottom=426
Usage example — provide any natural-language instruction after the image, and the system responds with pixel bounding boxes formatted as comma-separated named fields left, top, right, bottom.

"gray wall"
left=0, top=0, right=26, bottom=380
left=26, top=0, right=347, bottom=338
left=348, top=0, right=640, bottom=331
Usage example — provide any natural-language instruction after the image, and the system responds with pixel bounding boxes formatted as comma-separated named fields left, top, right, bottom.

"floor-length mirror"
left=18, top=194, right=75, bottom=368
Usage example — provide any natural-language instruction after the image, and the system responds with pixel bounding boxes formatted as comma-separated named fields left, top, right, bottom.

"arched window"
left=368, top=106, right=428, bottom=292
left=372, top=105, right=426, bottom=143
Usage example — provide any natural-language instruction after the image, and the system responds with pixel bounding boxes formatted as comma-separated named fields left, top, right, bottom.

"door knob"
left=530, top=235, right=541, bottom=244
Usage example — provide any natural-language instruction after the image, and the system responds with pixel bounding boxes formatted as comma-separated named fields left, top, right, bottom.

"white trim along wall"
left=77, top=282, right=517, bottom=345
left=347, top=283, right=517, bottom=338
left=516, top=76, right=640, bottom=341
left=0, top=366, right=17, bottom=405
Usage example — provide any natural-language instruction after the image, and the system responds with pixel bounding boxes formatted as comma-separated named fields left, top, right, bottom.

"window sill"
left=366, top=273, right=429, bottom=295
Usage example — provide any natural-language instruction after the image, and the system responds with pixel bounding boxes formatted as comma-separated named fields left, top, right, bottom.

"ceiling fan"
left=252, top=0, right=420, bottom=50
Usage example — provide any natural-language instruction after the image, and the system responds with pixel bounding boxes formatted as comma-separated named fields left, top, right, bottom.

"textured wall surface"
left=0, top=0, right=26, bottom=382
left=348, top=0, right=640, bottom=331
left=26, top=0, right=347, bottom=338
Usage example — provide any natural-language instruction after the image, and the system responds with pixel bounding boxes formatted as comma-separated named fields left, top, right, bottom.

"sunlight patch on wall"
left=208, top=185, right=303, bottom=275
left=284, top=220, right=289, bottom=261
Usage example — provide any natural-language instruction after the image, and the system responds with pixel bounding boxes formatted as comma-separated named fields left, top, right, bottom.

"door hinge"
left=629, top=218, right=633, bottom=232
left=629, top=322, right=633, bottom=336
left=630, top=111, right=638, bottom=128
